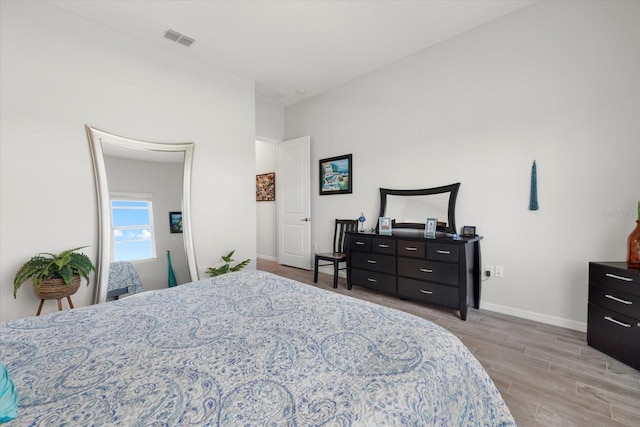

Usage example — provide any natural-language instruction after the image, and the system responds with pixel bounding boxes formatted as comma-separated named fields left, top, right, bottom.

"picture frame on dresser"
left=379, top=217, right=392, bottom=235
left=425, top=218, right=437, bottom=239
left=462, top=225, right=477, bottom=237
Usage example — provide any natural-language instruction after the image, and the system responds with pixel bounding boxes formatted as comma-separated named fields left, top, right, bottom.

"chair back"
left=333, top=219, right=359, bottom=253
left=107, top=261, right=144, bottom=299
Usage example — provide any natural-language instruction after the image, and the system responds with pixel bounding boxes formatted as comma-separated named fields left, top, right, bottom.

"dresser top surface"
left=347, top=229, right=482, bottom=243
left=590, top=261, right=640, bottom=272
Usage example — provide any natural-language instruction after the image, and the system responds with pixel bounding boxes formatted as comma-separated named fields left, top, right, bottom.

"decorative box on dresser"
left=587, top=262, right=640, bottom=370
left=346, top=230, right=482, bottom=320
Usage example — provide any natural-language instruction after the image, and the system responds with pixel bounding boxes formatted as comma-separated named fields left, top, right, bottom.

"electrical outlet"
left=495, top=265, right=504, bottom=278
left=485, top=264, right=495, bottom=277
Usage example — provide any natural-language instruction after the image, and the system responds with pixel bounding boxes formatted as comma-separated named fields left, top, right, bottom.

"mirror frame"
left=86, top=125, right=198, bottom=304
left=378, top=183, right=460, bottom=234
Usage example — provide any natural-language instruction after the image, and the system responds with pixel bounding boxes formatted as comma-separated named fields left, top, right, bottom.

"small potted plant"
left=205, top=250, right=250, bottom=277
left=13, top=246, right=96, bottom=299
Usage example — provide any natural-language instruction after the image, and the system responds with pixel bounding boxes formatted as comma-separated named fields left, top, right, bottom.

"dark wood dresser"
left=346, top=230, right=482, bottom=320
left=587, top=262, right=640, bottom=370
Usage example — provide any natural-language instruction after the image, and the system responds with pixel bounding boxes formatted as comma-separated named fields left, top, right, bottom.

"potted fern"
left=205, top=250, right=250, bottom=277
left=13, top=246, right=96, bottom=300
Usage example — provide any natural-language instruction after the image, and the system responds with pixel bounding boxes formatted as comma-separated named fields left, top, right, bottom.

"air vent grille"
left=164, top=29, right=195, bottom=47
left=164, top=29, right=181, bottom=42
left=177, top=35, right=195, bottom=47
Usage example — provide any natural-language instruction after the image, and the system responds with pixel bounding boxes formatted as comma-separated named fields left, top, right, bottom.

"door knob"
left=300, top=217, right=311, bottom=222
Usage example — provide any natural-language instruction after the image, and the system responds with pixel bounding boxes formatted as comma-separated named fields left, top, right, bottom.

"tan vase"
left=33, top=275, right=81, bottom=300
left=628, top=220, right=640, bottom=269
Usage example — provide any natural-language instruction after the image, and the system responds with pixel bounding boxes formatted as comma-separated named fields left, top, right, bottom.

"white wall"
left=256, top=97, right=285, bottom=142
left=255, top=141, right=278, bottom=260
left=0, top=1, right=256, bottom=321
left=285, top=0, right=640, bottom=330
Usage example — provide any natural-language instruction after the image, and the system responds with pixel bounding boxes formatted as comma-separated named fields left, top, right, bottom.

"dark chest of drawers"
left=346, top=230, right=482, bottom=320
left=587, top=262, right=640, bottom=370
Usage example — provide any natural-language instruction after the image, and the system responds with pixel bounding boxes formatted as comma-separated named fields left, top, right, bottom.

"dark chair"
left=106, top=261, right=145, bottom=301
left=314, top=219, right=358, bottom=288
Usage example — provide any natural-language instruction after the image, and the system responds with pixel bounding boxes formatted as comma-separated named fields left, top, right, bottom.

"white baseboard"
left=481, top=302, right=587, bottom=333
left=257, top=254, right=278, bottom=262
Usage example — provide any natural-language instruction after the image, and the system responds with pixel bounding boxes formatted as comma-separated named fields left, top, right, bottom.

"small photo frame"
left=256, top=172, right=275, bottom=201
left=378, top=217, right=392, bottom=235
left=169, top=212, right=182, bottom=233
left=462, top=225, right=477, bottom=237
left=319, top=154, right=352, bottom=195
left=425, top=218, right=437, bottom=239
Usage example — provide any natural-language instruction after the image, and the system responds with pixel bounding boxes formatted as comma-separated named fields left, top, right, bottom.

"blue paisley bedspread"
left=0, top=270, right=515, bottom=426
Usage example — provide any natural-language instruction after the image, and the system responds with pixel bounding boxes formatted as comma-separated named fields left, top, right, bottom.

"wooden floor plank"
left=257, top=259, right=640, bottom=426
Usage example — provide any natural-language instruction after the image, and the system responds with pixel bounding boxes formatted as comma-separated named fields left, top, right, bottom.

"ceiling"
left=46, top=0, right=536, bottom=106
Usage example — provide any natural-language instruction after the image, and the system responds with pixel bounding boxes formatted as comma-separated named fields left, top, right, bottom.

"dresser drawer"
left=372, top=238, right=396, bottom=255
left=352, top=269, right=396, bottom=294
left=589, top=284, right=640, bottom=319
left=397, top=240, right=426, bottom=258
left=398, top=278, right=459, bottom=308
left=589, top=262, right=640, bottom=296
left=427, top=243, right=459, bottom=263
left=587, top=303, right=640, bottom=370
left=351, top=252, right=396, bottom=274
left=398, top=258, right=459, bottom=286
left=350, top=235, right=371, bottom=252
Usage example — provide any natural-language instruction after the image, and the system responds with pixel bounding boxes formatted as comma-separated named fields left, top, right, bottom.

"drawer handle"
left=605, top=273, right=633, bottom=282
left=367, top=259, right=377, bottom=264
left=355, top=241, right=365, bottom=245
left=367, top=278, right=377, bottom=283
left=419, top=289, right=433, bottom=295
left=604, top=316, right=631, bottom=328
left=378, top=244, right=389, bottom=248
left=605, top=294, right=632, bottom=305
left=420, top=268, right=433, bottom=273
left=436, top=250, right=451, bottom=254
left=404, top=247, right=418, bottom=251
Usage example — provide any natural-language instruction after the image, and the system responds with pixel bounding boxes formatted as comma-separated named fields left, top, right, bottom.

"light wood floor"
left=257, top=259, right=640, bottom=427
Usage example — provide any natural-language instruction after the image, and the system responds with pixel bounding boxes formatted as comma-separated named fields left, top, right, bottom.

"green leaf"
left=206, top=249, right=250, bottom=278
left=230, top=259, right=251, bottom=272
left=221, top=250, right=235, bottom=263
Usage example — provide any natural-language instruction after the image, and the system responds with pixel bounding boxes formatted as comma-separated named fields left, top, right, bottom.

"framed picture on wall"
left=169, top=212, right=183, bottom=233
left=256, top=172, right=276, bottom=201
left=319, top=154, right=352, bottom=195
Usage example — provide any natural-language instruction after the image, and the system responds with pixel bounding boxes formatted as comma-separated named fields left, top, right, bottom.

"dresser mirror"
left=87, top=126, right=198, bottom=304
left=378, top=183, right=460, bottom=234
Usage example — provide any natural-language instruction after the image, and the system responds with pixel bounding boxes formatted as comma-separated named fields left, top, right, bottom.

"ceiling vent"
left=164, top=29, right=195, bottom=47
left=177, top=35, right=195, bottom=47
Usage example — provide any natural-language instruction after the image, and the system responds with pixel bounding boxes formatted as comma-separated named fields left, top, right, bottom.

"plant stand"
left=36, top=296, right=75, bottom=316
left=33, top=276, right=80, bottom=316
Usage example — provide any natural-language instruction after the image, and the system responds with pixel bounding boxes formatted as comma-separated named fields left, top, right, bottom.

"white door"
left=277, top=136, right=311, bottom=269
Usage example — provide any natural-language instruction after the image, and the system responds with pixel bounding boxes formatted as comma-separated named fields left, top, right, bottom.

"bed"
left=0, top=270, right=515, bottom=426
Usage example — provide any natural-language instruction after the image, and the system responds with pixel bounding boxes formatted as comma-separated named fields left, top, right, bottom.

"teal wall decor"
left=529, top=160, right=539, bottom=211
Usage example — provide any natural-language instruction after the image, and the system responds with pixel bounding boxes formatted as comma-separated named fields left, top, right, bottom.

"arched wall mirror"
left=378, top=183, right=460, bottom=235
left=87, top=126, right=198, bottom=304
